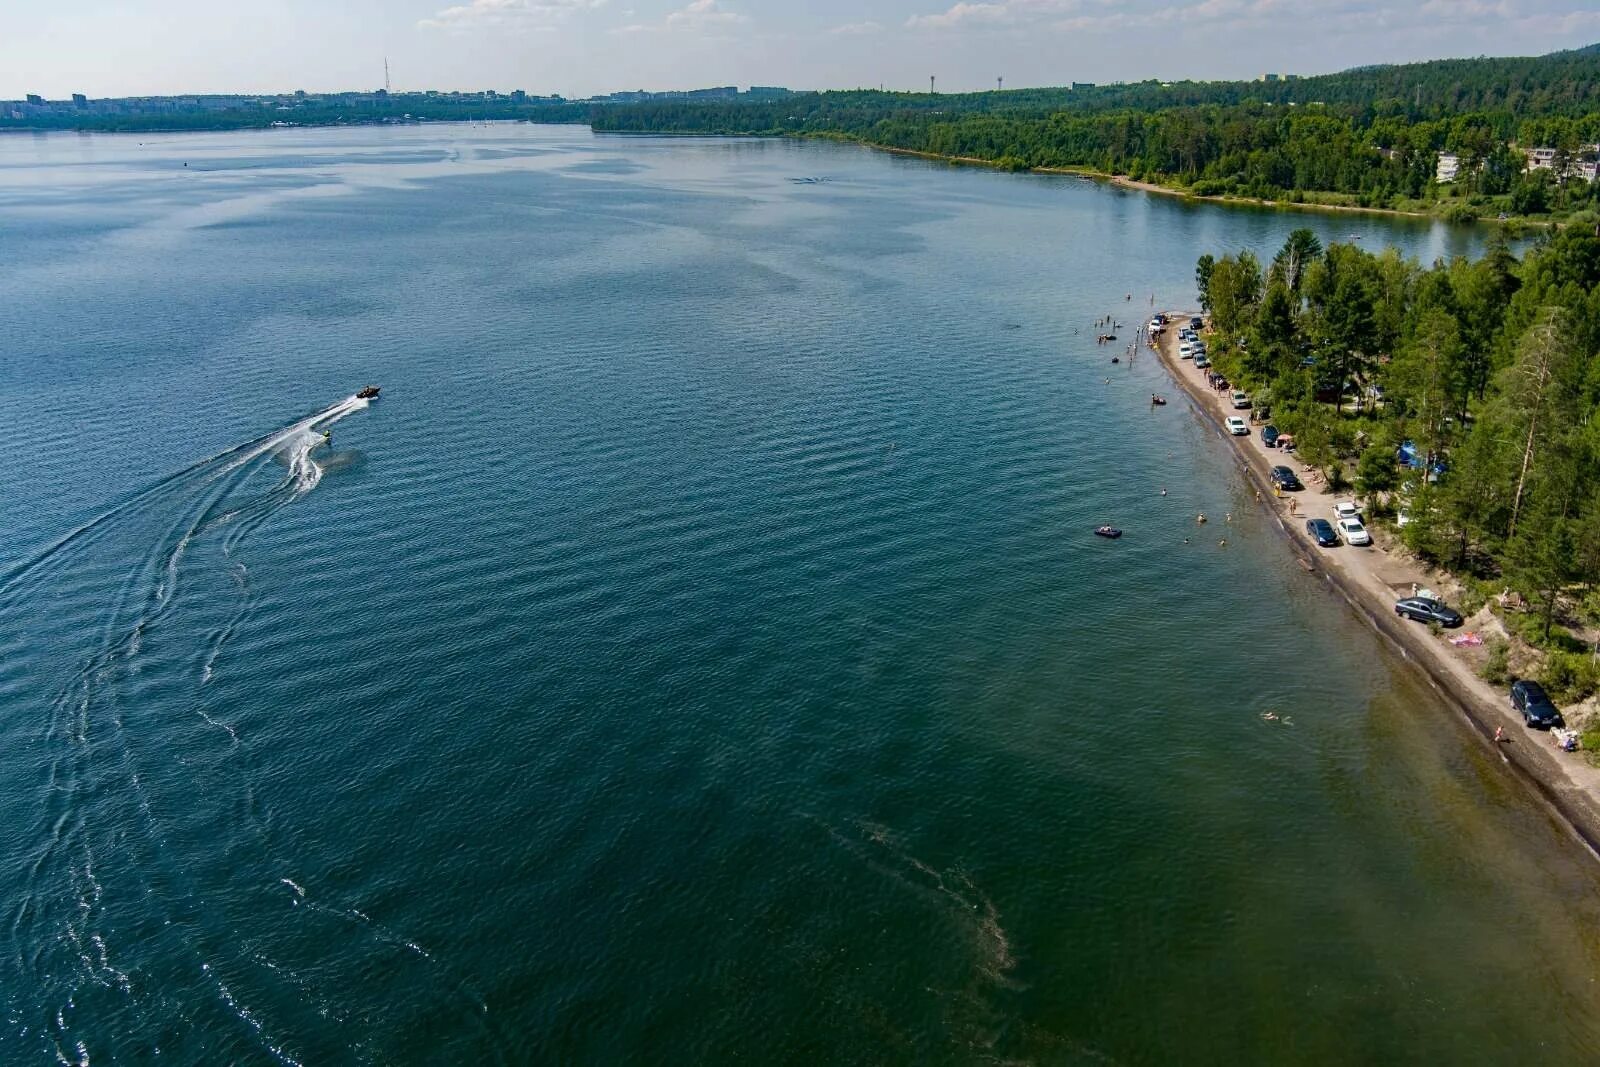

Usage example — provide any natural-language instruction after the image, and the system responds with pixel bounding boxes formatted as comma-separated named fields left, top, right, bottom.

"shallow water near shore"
left=3, top=124, right=1599, bottom=1063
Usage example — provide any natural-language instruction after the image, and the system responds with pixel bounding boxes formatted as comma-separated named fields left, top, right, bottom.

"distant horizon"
left=8, top=38, right=1599, bottom=104
left=7, top=0, right=1600, bottom=101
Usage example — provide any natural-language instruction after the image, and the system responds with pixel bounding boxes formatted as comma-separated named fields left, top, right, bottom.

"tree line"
left=0, top=98, right=591, bottom=133
left=590, top=47, right=1600, bottom=219
left=1194, top=226, right=1600, bottom=700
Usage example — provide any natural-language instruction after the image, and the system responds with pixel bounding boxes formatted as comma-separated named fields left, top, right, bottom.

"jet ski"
left=356, top=385, right=381, bottom=400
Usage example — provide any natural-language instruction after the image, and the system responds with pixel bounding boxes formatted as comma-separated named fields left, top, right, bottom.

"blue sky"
left=6, top=0, right=1600, bottom=99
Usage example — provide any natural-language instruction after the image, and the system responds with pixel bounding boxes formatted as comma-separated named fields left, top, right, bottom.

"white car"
left=1334, top=500, right=1361, bottom=521
left=1225, top=416, right=1249, bottom=435
left=1178, top=342, right=1194, bottom=359
left=1230, top=390, right=1251, bottom=409
left=1338, top=516, right=1371, bottom=545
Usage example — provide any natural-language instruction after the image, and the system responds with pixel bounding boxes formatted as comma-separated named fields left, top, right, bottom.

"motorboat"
left=356, top=385, right=381, bottom=400
left=1093, top=526, right=1123, bottom=539
left=1151, top=394, right=1168, bottom=405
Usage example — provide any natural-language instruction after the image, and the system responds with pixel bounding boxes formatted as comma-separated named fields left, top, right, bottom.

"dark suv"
left=1305, top=518, right=1339, bottom=547
left=1394, top=596, right=1463, bottom=628
left=1261, top=425, right=1280, bottom=448
left=1511, top=679, right=1564, bottom=729
left=1270, top=466, right=1304, bottom=492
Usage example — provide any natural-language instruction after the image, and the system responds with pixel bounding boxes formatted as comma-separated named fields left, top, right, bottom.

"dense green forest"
left=592, top=46, right=1600, bottom=219
left=1191, top=226, right=1600, bottom=706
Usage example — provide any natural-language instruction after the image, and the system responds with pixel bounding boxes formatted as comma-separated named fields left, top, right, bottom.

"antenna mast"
left=385, top=57, right=390, bottom=93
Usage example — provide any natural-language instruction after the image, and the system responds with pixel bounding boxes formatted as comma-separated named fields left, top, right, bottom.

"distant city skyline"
left=6, top=0, right=1600, bottom=100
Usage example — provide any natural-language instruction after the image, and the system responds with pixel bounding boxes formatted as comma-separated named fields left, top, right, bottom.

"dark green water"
left=2, top=124, right=1599, bottom=1064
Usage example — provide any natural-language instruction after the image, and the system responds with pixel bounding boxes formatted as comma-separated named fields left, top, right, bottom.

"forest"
left=1192, top=225, right=1600, bottom=708
left=591, top=45, right=1600, bottom=219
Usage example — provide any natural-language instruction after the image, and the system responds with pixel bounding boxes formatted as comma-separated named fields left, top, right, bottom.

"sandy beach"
left=1151, top=316, right=1600, bottom=856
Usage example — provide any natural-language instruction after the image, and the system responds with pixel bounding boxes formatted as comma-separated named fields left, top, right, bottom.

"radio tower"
left=384, top=57, right=391, bottom=93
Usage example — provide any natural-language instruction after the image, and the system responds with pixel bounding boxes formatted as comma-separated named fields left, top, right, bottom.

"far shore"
left=864, top=142, right=1562, bottom=227
left=1150, top=316, right=1600, bottom=860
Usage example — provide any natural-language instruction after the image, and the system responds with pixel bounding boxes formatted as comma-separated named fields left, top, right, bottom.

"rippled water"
left=3, top=124, right=1599, bottom=1064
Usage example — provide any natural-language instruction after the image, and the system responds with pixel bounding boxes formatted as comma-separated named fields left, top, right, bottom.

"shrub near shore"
left=1193, top=227, right=1600, bottom=733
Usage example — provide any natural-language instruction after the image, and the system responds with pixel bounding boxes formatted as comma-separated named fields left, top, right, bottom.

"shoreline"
left=863, top=142, right=1557, bottom=226
left=1150, top=317, right=1600, bottom=860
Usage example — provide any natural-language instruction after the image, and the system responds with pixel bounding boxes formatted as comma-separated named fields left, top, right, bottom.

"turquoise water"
left=2, top=124, right=1599, bottom=1063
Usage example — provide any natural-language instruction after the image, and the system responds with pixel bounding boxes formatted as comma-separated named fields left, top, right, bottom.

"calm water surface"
left=2, top=124, right=1598, bottom=1064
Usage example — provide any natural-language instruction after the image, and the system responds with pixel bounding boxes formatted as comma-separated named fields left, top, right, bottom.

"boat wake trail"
left=0, top=396, right=498, bottom=1065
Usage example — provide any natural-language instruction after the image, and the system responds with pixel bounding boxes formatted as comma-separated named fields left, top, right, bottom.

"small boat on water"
left=1151, top=394, right=1168, bottom=405
left=356, top=385, right=381, bottom=400
left=1094, top=525, right=1123, bottom=539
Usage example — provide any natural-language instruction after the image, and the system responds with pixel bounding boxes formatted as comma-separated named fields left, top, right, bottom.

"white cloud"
left=907, top=0, right=1095, bottom=29
left=610, top=0, right=746, bottom=33
left=901, top=0, right=1542, bottom=33
left=419, top=0, right=607, bottom=32
left=667, top=0, right=746, bottom=28
left=830, top=20, right=884, bottom=35
left=1418, top=0, right=1513, bottom=18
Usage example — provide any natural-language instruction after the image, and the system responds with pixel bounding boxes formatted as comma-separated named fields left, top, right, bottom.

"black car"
left=1270, top=466, right=1304, bottom=492
left=1511, top=679, right=1565, bottom=729
left=1189, top=316, right=1204, bottom=330
left=1306, top=518, right=1339, bottom=547
left=1261, top=425, right=1280, bottom=447
left=1394, top=596, right=1464, bottom=628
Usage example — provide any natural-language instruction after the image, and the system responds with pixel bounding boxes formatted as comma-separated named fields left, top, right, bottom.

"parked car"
left=1337, top=516, right=1371, bottom=545
left=1178, top=342, right=1194, bottom=359
left=1306, top=518, right=1339, bottom=547
left=1194, top=356, right=1211, bottom=369
left=1226, top=416, right=1249, bottom=435
left=1260, top=425, right=1280, bottom=448
left=1230, top=390, right=1251, bottom=409
left=1190, top=316, right=1204, bottom=330
left=1333, top=500, right=1360, bottom=520
left=1394, top=596, right=1463, bottom=627
left=1270, top=466, right=1304, bottom=491
left=1511, top=679, right=1565, bottom=729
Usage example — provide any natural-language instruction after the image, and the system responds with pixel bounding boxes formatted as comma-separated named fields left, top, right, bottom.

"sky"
left=5, top=0, right=1600, bottom=99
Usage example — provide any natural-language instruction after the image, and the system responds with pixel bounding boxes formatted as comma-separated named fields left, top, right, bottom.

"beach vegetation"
left=1192, top=225, right=1600, bottom=670
left=1481, top=639, right=1511, bottom=685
